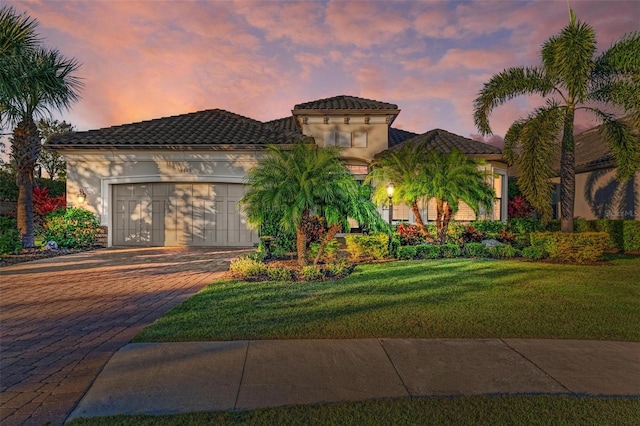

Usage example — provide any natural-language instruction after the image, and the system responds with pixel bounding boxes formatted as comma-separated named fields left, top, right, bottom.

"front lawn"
left=134, top=254, right=640, bottom=342
left=69, top=395, right=640, bottom=425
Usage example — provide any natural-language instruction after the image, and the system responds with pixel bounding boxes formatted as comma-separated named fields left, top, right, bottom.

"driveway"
left=0, top=246, right=250, bottom=426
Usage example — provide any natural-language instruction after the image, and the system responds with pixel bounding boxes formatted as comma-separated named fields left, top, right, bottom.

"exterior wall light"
left=77, top=189, right=87, bottom=204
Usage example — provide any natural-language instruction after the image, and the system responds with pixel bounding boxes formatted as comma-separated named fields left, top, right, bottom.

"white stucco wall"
left=64, top=149, right=262, bottom=230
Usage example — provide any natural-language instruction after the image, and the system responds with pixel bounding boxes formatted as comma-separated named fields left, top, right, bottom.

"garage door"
left=113, top=183, right=257, bottom=247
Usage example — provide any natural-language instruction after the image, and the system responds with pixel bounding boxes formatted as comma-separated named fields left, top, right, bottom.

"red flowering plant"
left=508, top=196, right=534, bottom=218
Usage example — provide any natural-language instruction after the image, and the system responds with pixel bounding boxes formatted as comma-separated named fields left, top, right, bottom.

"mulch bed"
left=0, top=247, right=97, bottom=268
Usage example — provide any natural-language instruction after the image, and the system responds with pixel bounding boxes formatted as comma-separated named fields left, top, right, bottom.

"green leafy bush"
left=397, top=245, right=417, bottom=260
left=623, top=221, right=640, bottom=252
left=507, top=217, right=543, bottom=235
left=416, top=244, right=441, bottom=259
left=258, top=210, right=296, bottom=257
left=345, top=234, right=389, bottom=260
left=266, top=266, right=293, bottom=281
left=530, top=232, right=610, bottom=264
left=308, top=239, right=340, bottom=262
left=300, top=265, right=324, bottom=281
left=446, top=223, right=466, bottom=244
left=396, top=222, right=428, bottom=246
left=488, top=244, right=519, bottom=259
left=42, top=208, right=100, bottom=248
left=229, top=256, right=269, bottom=278
left=471, top=220, right=506, bottom=237
left=441, top=244, right=461, bottom=258
left=463, top=242, right=488, bottom=258
left=521, top=246, right=545, bottom=261
left=0, top=216, right=21, bottom=255
left=324, top=259, right=354, bottom=278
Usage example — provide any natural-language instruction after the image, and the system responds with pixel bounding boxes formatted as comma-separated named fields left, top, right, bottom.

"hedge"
left=345, top=234, right=389, bottom=260
left=530, top=231, right=610, bottom=264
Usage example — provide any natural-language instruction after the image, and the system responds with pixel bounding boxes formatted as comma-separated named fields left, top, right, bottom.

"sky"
left=4, top=0, right=640, bottom=148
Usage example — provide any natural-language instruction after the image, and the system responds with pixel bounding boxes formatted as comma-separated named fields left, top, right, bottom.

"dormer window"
left=323, top=131, right=368, bottom=148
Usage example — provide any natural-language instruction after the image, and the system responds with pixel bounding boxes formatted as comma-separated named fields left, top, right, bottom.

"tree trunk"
left=12, top=119, right=40, bottom=249
left=296, top=209, right=310, bottom=267
left=410, top=202, right=427, bottom=233
left=560, top=108, right=576, bottom=233
left=296, top=226, right=308, bottom=267
left=313, top=223, right=341, bottom=265
left=436, top=199, right=453, bottom=244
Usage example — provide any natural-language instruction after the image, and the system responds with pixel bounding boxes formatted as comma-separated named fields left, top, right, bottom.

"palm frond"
left=473, top=66, right=554, bottom=135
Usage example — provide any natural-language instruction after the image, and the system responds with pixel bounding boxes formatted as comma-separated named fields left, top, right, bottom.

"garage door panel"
left=113, top=183, right=256, bottom=247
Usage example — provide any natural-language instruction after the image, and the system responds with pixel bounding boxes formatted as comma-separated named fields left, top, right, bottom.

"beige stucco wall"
left=551, top=168, right=639, bottom=220
left=64, top=150, right=262, bottom=230
left=300, top=114, right=390, bottom=163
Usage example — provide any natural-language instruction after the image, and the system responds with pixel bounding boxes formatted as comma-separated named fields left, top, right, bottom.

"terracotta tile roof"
left=389, top=127, right=419, bottom=146
left=264, top=116, right=303, bottom=134
left=509, top=121, right=637, bottom=177
left=293, top=95, right=399, bottom=111
left=388, top=128, right=503, bottom=157
left=50, top=109, right=308, bottom=149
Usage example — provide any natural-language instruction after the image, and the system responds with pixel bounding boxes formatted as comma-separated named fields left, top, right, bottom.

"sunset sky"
left=4, top=0, right=640, bottom=147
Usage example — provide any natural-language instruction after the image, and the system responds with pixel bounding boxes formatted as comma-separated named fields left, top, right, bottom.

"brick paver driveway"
left=0, top=246, right=250, bottom=426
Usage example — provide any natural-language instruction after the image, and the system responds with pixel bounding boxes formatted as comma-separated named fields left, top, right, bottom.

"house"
left=50, top=95, right=508, bottom=247
left=548, top=123, right=639, bottom=220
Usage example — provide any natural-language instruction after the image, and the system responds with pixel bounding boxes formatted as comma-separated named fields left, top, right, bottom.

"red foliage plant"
left=508, top=196, right=534, bottom=218
left=396, top=222, right=429, bottom=246
left=33, top=186, right=66, bottom=217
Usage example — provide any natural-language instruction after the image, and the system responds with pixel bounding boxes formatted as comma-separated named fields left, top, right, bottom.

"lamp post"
left=386, top=182, right=395, bottom=226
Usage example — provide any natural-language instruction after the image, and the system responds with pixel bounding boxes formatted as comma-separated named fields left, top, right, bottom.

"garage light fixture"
left=77, top=189, right=87, bottom=204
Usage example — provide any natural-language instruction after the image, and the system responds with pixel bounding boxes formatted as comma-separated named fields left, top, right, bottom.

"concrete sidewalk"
left=68, top=338, right=640, bottom=420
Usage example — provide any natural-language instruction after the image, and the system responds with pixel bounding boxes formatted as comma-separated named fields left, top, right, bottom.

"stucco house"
left=50, top=95, right=507, bottom=248
left=548, top=123, right=639, bottom=220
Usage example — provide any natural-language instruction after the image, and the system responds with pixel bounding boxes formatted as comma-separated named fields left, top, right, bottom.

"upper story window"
left=323, top=131, right=368, bottom=148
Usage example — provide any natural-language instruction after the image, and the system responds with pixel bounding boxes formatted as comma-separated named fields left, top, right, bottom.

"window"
left=493, top=173, right=503, bottom=220
left=353, top=131, right=367, bottom=147
left=392, top=203, right=410, bottom=222
left=323, top=131, right=368, bottom=148
left=346, top=164, right=369, bottom=175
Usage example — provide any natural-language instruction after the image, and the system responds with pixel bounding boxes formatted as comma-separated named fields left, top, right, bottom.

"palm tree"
left=366, top=140, right=430, bottom=232
left=313, top=183, right=387, bottom=265
left=420, top=149, right=496, bottom=244
left=474, top=8, right=640, bottom=232
left=1, top=6, right=82, bottom=247
left=241, top=143, right=383, bottom=267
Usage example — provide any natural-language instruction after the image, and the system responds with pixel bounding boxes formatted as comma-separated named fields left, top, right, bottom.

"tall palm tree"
left=366, top=140, right=430, bottom=231
left=474, top=8, right=640, bottom=232
left=420, top=149, right=496, bottom=244
left=241, top=143, right=383, bottom=267
left=1, top=6, right=82, bottom=247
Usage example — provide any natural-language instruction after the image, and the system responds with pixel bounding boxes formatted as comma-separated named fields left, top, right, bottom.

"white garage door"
left=113, top=183, right=257, bottom=247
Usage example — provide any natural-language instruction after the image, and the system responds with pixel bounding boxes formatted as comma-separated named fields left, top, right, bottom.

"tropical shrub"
left=530, top=232, right=610, bottom=264
left=521, top=246, right=546, bottom=261
left=463, top=242, right=488, bottom=258
left=471, top=220, right=506, bottom=237
left=488, top=244, right=519, bottom=259
left=308, top=239, right=340, bottom=263
left=229, top=256, right=269, bottom=279
left=258, top=210, right=296, bottom=257
left=301, top=215, right=326, bottom=246
left=441, top=243, right=461, bottom=258
left=397, top=245, right=417, bottom=260
left=344, top=234, right=389, bottom=260
left=507, top=217, right=544, bottom=235
left=396, top=222, right=428, bottom=246
left=416, top=244, right=441, bottom=259
left=266, top=266, right=293, bottom=281
left=508, top=195, right=534, bottom=218
left=460, top=225, right=486, bottom=243
left=0, top=216, right=21, bottom=255
left=324, top=259, right=354, bottom=278
left=300, top=265, right=324, bottom=281
left=623, top=221, right=640, bottom=252
left=42, top=207, right=100, bottom=248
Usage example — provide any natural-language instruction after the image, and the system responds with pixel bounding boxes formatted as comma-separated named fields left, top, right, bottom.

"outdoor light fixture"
left=386, top=182, right=395, bottom=225
left=77, top=189, right=86, bottom=204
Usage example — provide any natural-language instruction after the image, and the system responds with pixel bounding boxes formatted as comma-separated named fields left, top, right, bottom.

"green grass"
left=67, top=395, right=640, bottom=425
left=134, top=254, right=640, bottom=342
